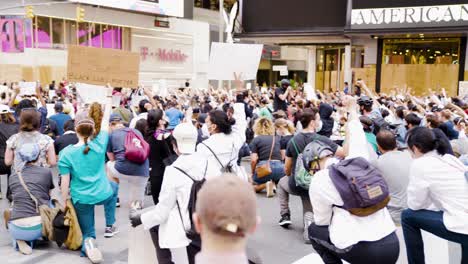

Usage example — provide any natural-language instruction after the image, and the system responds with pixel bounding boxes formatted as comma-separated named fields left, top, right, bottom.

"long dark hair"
left=208, top=110, right=235, bottom=135
left=146, top=109, right=164, bottom=138
left=406, top=127, right=445, bottom=155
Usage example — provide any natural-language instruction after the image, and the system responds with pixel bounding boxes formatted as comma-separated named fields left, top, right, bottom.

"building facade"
left=0, top=0, right=210, bottom=90
left=238, top=0, right=468, bottom=96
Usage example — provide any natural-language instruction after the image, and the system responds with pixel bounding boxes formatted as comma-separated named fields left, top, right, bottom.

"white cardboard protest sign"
left=208, top=42, right=263, bottom=81
left=0, top=85, right=8, bottom=94
left=273, top=65, right=287, bottom=72
left=76, top=83, right=107, bottom=104
left=18, top=82, right=36, bottom=95
left=459, top=81, right=468, bottom=97
left=46, top=104, right=55, bottom=118
left=304, top=83, right=317, bottom=101
left=112, top=95, right=122, bottom=108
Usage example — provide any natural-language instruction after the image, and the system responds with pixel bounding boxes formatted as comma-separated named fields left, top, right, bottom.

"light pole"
left=218, top=0, right=224, bottom=90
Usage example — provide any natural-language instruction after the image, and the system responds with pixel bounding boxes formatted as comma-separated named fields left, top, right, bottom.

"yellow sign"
left=67, top=45, right=140, bottom=88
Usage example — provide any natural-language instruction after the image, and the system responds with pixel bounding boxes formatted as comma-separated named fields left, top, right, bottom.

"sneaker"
left=278, top=214, right=292, bottom=228
left=303, top=211, right=314, bottom=244
left=266, top=181, right=275, bottom=198
left=17, top=240, right=32, bottom=255
left=116, top=198, right=120, bottom=208
left=104, top=225, right=119, bottom=238
left=84, top=238, right=103, bottom=263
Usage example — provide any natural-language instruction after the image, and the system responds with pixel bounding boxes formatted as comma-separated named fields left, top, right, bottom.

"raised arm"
left=8, top=84, right=20, bottom=108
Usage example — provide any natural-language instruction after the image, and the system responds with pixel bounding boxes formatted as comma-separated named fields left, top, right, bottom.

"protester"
left=49, top=102, right=72, bottom=136
left=402, top=127, right=468, bottom=264
left=374, top=129, right=412, bottom=223
left=6, top=143, right=54, bottom=255
left=274, top=118, right=295, bottom=160
left=54, top=120, right=78, bottom=155
left=193, top=174, right=258, bottom=264
left=308, top=97, right=399, bottom=264
left=250, top=117, right=284, bottom=197
left=58, top=99, right=118, bottom=263
left=165, top=100, right=184, bottom=131
left=5, top=109, right=56, bottom=170
left=317, top=103, right=334, bottom=138
left=107, top=114, right=149, bottom=209
left=278, top=109, right=344, bottom=242
left=129, top=121, right=205, bottom=264
left=273, top=79, right=291, bottom=112
left=0, top=104, right=19, bottom=200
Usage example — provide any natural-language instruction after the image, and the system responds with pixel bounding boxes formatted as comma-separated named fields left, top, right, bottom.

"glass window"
left=35, top=16, right=51, bottom=48
left=65, top=20, right=77, bottom=46
left=90, top=23, right=102, bottom=48
left=382, top=38, right=460, bottom=65
left=77, top=22, right=90, bottom=46
left=24, top=19, right=33, bottom=48
left=102, top=25, right=122, bottom=49
left=51, top=18, right=64, bottom=48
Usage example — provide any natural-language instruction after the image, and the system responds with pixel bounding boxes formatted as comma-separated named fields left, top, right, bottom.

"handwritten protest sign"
left=67, top=45, right=140, bottom=87
left=18, top=82, right=36, bottom=95
left=459, top=81, right=468, bottom=97
left=208, top=43, right=263, bottom=81
left=76, top=83, right=108, bottom=104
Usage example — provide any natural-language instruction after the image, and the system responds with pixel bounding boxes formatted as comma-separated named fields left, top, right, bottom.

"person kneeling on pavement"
left=6, top=143, right=54, bottom=255
left=307, top=97, right=399, bottom=264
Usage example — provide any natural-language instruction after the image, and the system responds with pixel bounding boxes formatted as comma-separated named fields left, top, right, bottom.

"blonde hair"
left=253, top=117, right=275, bottom=136
left=275, top=118, right=295, bottom=134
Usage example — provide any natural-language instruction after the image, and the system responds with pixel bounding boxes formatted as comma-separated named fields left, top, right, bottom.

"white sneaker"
left=84, top=238, right=103, bottom=263
left=266, top=181, right=275, bottom=198
left=17, top=240, right=32, bottom=255
left=104, top=225, right=119, bottom=238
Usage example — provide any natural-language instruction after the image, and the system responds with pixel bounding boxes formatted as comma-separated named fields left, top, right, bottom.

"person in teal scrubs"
left=59, top=99, right=117, bottom=263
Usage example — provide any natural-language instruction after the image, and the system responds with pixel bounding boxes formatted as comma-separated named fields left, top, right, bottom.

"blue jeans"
left=253, top=160, right=285, bottom=184
left=73, top=181, right=118, bottom=254
left=308, top=223, right=400, bottom=264
left=401, top=209, right=468, bottom=264
left=8, top=221, right=43, bottom=250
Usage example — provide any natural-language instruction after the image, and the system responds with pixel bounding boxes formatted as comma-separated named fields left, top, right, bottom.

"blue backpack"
left=329, top=157, right=390, bottom=217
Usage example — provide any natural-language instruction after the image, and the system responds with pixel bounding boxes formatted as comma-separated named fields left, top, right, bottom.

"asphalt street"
left=0, top=163, right=312, bottom=264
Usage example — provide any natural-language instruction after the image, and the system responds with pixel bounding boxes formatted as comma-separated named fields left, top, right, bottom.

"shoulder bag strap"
left=16, top=169, right=39, bottom=213
left=173, top=166, right=196, bottom=182
left=201, top=142, right=225, bottom=169
left=268, top=135, right=276, bottom=161
left=291, top=138, right=300, bottom=156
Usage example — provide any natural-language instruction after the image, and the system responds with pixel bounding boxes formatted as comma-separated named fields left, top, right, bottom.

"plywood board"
left=67, top=45, right=140, bottom=87
left=381, top=64, right=459, bottom=96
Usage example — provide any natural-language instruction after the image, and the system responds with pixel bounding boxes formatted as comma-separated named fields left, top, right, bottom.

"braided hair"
left=76, top=119, right=95, bottom=155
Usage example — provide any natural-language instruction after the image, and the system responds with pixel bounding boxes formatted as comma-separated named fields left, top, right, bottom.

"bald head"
left=376, top=129, right=397, bottom=152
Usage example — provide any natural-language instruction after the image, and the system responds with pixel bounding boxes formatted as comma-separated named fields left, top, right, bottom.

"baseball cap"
left=172, top=122, right=198, bottom=154
left=17, top=143, right=40, bottom=163
left=281, top=79, right=290, bottom=86
left=197, top=113, right=207, bottom=124
left=109, top=113, right=122, bottom=122
left=196, top=175, right=257, bottom=237
left=0, top=104, right=13, bottom=114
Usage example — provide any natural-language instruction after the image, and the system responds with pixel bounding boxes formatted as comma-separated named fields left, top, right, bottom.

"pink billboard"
left=0, top=16, right=25, bottom=53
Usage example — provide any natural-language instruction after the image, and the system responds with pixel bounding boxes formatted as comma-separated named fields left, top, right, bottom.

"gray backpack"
left=329, top=157, right=390, bottom=217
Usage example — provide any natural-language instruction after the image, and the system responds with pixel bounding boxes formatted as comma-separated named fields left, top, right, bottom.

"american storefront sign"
left=140, top=47, right=188, bottom=63
left=351, top=4, right=468, bottom=29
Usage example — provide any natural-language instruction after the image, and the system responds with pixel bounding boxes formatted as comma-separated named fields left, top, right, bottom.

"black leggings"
left=0, top=163, right=11, bottom=202
left=149, top=226, right=198, bottom=264
left=309, top=223, right=400, bottom=264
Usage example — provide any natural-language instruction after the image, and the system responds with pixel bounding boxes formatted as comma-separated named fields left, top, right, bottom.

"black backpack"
left=174, top=163, right=207, bottom=242
left=372, top=116, right=390, bottom=135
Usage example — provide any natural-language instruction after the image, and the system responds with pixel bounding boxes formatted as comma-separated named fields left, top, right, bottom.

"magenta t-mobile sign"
left=0, top=16, right=25, bottom=53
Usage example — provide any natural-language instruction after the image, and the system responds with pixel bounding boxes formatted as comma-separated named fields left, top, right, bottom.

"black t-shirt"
left=250, top=135, right=282, bottom=161
left=0, top=123, right=19, bottom=160
left=54, top=132, right=79, bottom=155
left=274, top=87, right=287, bottom=112
left=286, top=132, right=339, bottom=175
left=9, top=165, right=54, bottom=220
left=280, top=135, right=294, bottom=150
left=432, top=128, right=454, bottom=155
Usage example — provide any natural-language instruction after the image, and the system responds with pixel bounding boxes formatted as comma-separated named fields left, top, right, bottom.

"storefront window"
left=24, top=19, right=33, bottom=48
left=78, top=22, right=90, bottom=46
left=31, top=16, right=128, bottom=50
left=194, top=0, right=236, bottom=10
left=35, top=16, right=51, bottom=48
left=382, top=38, right=460, bottom=65
left=51, top=18, right=64, bottom=48
left=90, top=23, right=102, bottom=48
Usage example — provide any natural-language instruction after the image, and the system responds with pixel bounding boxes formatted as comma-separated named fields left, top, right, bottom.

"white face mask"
left=316, top=119, right=323, bottom=133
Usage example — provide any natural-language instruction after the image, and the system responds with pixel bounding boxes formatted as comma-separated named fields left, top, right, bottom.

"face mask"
left=316, top=119, right=323, bottom=133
